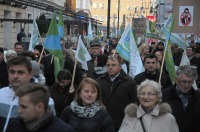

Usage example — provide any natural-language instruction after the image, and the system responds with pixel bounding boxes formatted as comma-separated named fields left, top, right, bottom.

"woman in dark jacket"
left=92, top=54, right=108, bottom=79
left=60, top=78, right=115, bottom=132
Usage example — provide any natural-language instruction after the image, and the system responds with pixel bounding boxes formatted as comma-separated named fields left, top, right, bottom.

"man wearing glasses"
left=162, top=65, right=200, bottom=132
left=96, top=56, right=138, bottom=131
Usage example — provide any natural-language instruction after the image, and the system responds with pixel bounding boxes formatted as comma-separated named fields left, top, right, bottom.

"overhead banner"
left=173, top=0, right=200, bottom=33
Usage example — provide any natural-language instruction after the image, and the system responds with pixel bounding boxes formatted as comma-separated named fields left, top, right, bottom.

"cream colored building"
left=91, top=0, right=156, bottom=36
left=0, top=0, right=65, bottom=49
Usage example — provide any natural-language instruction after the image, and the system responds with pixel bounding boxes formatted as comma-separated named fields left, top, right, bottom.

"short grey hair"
left=107, top=56, right=121, bottom=66
left=137, top=79, right=162, bottom=103
left=6, top=50, right=17, bottom=57
left=176, top=65, right=198, bottom=80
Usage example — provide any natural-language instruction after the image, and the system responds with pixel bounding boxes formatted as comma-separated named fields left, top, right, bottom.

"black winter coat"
left=162, top=85, right=200, bottom=132
left=60, top=106, right=115, bottom=132
left=6, top=114, right=75, bottom=132
left=0, top=60, right=8, bottom=88
left=96, top=70, right=138, bottom=130
left=49, top=83, right=75, bottom=117
left=134, top=70, right=172, bottom=89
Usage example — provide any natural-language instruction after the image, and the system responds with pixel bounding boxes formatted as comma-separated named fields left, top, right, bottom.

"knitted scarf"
left=70, top=101, right=102, bottom=118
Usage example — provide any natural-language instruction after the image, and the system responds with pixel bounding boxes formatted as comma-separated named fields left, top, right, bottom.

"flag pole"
left=37, top=32, right=46, bottom=64
left=71, top=59, right=78, bottom=88
left=158, top=41, right=167, bottom=84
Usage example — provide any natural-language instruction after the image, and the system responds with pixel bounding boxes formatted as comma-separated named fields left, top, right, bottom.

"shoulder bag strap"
left=139, top=117, right=146, bottom=132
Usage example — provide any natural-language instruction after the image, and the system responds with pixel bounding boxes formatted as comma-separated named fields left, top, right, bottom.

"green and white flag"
left=116, top=24, right=144, bottom=78
left=29, top=20, right=39, bottom=51
left=75, top=36, right=91, bottom=70
left=164, top=14, right=176, bottom=83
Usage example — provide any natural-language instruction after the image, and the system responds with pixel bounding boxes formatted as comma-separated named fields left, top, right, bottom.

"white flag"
left=129, top=24, right=145, bottom=78
left=116, top=24, right=144, bottom=78
left=75, top=36, right=91, bottom=70
left=29, top=20, right=39, bottom=51
left=88, top=19, right=93, bottom=40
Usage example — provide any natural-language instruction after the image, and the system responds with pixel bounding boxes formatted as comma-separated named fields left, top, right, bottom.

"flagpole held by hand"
left=70, top=59, right=78, bottom=93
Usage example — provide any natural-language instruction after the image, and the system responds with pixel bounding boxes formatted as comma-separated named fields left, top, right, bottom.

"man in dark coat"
left=96, top=56, right=138, bottom=131
left=0, top=47, right=9, bottom=88
left=171, top=43, right=183, bottom=66
left=134, top=54, right=172, bottom=89
left=6, top=83, right=74, bottom=132
left=86, top=42, right=101, bottom=77
left=162, top=65, right=200, bottom=132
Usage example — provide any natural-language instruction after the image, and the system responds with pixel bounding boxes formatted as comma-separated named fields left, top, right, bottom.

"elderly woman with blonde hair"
left=119, top=79, right=179, bottom=132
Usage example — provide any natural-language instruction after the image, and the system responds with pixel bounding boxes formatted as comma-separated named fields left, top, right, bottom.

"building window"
left=99, top=3, right=104, bottom=9
left=93, top=15, right=98, bottom=20
left=99, top=16, right=104, bottom=22
left=93, top=3, right=97, bottom=8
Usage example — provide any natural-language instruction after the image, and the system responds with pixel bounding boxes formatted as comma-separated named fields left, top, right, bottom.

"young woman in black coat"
left=60, top=78, right=115, bottom=132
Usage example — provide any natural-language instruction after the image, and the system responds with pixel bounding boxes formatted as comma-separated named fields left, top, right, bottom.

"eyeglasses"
left=177, top=78, right=194, bottom=85
left=106, top=64, right=119, bottom=68
left=139, top=92, right=156, bottom=97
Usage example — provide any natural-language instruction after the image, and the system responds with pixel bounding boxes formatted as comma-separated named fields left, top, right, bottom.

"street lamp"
left=134, top=6, right=142, bottom=17
left=140, top=1, right=156, bottom=17
left=126, top=7, right=135, bottom=23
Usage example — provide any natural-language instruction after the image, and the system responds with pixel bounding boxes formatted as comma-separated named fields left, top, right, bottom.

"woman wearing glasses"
left=119, top=79, right=179, bottom=132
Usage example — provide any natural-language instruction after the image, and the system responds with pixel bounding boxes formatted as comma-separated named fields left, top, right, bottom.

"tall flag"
left=75, top=36, right=91, bottom=70
left=58, top=10, right=64, bottom=39
left=88, top=19, right=93, bottom=41
left=44, top=12, right=64, bottom=69
left=29, top=20, right=39, bottom=51
left=116, top=24, right=144, bottom=78
left=164, top=14, right=176, bottom=83
left=160, top=17, right=189, bottom=50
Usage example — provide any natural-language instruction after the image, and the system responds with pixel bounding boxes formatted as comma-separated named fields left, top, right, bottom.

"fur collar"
left=125, top=103, right=172, bottom=117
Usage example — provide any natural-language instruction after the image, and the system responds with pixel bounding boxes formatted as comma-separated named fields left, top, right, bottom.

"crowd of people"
left=0, top=34, right=200, bottom=132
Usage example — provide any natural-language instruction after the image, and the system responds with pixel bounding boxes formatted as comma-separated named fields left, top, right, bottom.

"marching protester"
left=49, top=69, right=75, bottom=117
left=33, top=44, right=59, bottom=87
left=0, top=56, right=55, bottom=132
left=0, top=47, right=9, bottom=88
left=5, top=50, right=17, bottom=63
left=14, top=42, right=24, bottom=56
left=171, top=43, right=183, bottom=66
left=134, top=54, right=172, bottom=89
left=92, top=54, right=108, bottom=79
left=87, top=42, right=102, bottom=77
left=96, top=56, right=138, bottom=131
left=138, top=43, right=150, bottom=62
left=119, top=79, right=179, bottom=132
left=162, top=65, right=200, bottom=132
left=6, top=83, right=75, bottom=132
left=60, top=77, right=115, bottom=132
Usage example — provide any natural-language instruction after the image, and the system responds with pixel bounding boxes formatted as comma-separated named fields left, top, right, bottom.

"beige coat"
left=119, top=103, right=179, bottom=132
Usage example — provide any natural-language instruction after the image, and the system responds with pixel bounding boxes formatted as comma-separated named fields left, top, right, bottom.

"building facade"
left=0, top=0, right=66, bottom=49
left=90, top=0, right=156, bottom=37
